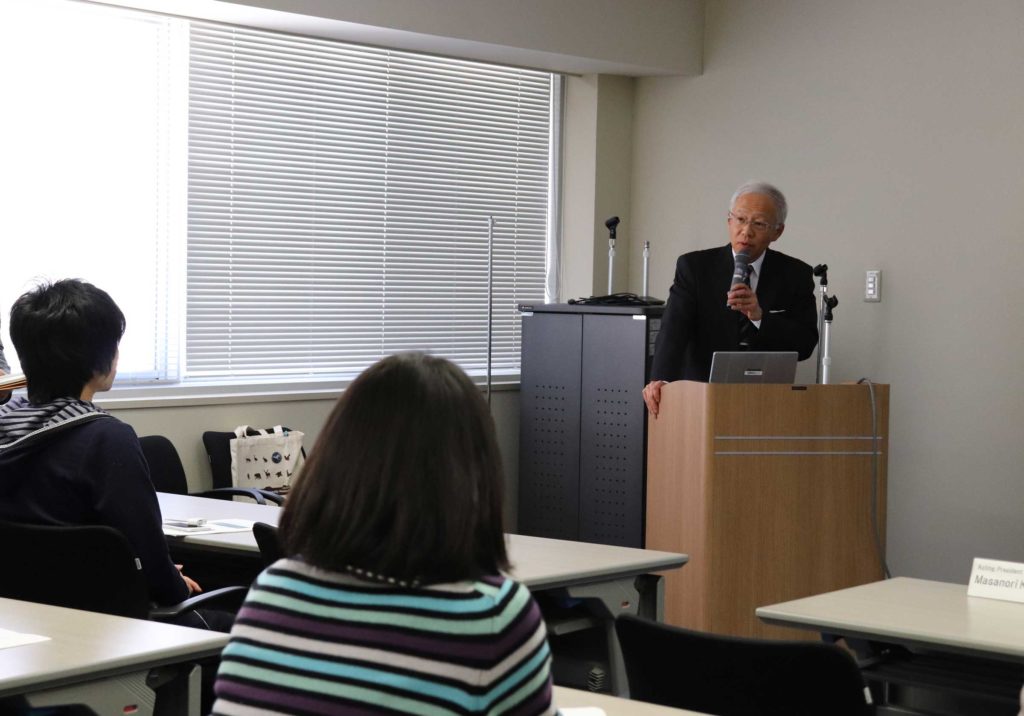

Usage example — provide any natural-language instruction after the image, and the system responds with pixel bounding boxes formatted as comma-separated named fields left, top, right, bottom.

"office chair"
left=0, top=520, right=244, bottom=621
left=201, top=430, right=288, bottom=506
left=252, top=521, right=283, bottom=567
left=139, top=434, right=275, bottom=505
left=615, top=614, right=872, bottom=716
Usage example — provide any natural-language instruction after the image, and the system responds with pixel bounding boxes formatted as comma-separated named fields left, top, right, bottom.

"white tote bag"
left=230, top=425, right=305, bottom=491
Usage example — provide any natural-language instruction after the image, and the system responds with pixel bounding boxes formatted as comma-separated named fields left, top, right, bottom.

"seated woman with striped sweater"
left=213, top=352, right=556, bottom=715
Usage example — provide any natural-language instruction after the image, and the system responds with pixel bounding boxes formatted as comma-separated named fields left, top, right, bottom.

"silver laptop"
left=708, top=351, right=798, bottom=384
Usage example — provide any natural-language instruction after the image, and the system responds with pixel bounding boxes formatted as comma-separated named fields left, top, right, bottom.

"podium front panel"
left=646, top=382, right=890, bottom=638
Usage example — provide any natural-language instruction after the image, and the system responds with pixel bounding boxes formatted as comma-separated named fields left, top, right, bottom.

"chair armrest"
left=193, top=487, right=268, bottom=505
left=254, top=489, right=286, bottom=506
left=149, top=585, right=248, bottom=621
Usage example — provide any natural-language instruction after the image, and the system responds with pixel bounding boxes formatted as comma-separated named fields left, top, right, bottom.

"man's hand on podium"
left=643, top=380, right=668, bottom=417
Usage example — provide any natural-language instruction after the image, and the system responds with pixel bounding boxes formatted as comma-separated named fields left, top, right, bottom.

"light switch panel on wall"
left=865, top=269, right=881, bottom=302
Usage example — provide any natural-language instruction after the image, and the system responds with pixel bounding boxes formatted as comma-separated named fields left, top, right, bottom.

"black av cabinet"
left=517, top=303, right=663, bottom=547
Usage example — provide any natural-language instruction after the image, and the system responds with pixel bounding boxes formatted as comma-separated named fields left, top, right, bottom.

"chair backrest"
left=615, top=614, right=871, bottom=716
left=202, top=430, right=236, bottom=490
left=252, top=521, right=283, bottom=567
left=0, top=521, right=151, bottom=619
left=139, top=434, right=189, bottom=495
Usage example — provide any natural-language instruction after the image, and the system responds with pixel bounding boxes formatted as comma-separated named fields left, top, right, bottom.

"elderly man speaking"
left=643, top=181, right=818, bottom=417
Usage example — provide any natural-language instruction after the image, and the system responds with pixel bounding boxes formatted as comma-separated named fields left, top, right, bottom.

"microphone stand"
left=605, top=216, right=619, bottom=295
left=813, top=264, right=829, bottom=383
left=813, top=263, right=840, bottom=384
left=820, top=294, right=839, bottom=384
left=607, top=235, right=616, bottom=295
left=642, top=241, right=650, bottom=298
left=486, top=216, right=495, bottom=407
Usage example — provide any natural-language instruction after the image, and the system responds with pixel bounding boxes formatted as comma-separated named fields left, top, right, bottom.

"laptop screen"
left=708, top=351, right=798, bottom=384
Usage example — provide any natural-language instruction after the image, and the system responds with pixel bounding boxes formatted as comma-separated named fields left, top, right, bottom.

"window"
left=0, top=0, right=183, bottom=382
left=1, top=1, right=556, bottom=387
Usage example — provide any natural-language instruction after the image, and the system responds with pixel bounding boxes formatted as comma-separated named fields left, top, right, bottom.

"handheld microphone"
left=730, top=251, right=750, bottom=287
left=727, top=251, right=750, bottom=308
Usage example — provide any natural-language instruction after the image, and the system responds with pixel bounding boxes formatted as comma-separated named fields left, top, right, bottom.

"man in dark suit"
left=643, top=182, right=818, bottom=416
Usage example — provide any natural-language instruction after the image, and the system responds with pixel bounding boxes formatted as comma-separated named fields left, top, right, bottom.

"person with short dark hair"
left=213, top=353, right=556, bottom=715
left=0, top=279, right=199, bottom=606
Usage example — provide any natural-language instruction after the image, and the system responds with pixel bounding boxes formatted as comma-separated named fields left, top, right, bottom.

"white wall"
left=99, top=0, right=703, bottom=76
left=594, top=76, right=637, bottom=296
left=560, top=75, right=638, bottom=300
left=216, top=0, right=703, bottom=74
left=628, top=0, right=1024, bottom=582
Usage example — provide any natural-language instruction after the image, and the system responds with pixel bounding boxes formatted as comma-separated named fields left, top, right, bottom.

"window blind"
left=187, top=23, right=553, bottom=380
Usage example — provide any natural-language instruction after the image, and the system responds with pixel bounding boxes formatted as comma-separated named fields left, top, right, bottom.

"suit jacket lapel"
left=755, top=248, right=777, bottom=306
left=714, top=245, right=735, bottom=297
left=714, top=245, right=743, bottom=342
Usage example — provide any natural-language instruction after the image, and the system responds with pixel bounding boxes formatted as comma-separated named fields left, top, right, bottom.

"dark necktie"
left=738, top=265, right=756, bottom=349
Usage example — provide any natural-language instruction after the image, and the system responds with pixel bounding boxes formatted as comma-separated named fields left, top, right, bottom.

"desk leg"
left=820, top=633, right=1023, bottom=716
left=563, top=574, right=665, bottom=697
left=154, top=664, right=203, bottom=716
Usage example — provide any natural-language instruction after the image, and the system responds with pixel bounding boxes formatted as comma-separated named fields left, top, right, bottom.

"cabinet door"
left=517, top=312, right=583, bottom=540
left=579, top=314, right=648, bottom=546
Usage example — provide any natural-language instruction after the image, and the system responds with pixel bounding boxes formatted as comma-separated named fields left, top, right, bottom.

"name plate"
left=968, top=557, right=1024, bottom=603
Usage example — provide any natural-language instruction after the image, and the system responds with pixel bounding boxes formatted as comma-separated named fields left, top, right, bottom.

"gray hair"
left=730, top=181, right=787, bottom=225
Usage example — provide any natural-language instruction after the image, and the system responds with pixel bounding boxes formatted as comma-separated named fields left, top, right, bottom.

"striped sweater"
left=213, top=558, right=556, bottom=715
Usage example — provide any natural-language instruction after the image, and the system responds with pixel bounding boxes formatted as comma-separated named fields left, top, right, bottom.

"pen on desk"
left=164, top=517, right=207, bottom=528
left=163, top=525, right=214, bottom=535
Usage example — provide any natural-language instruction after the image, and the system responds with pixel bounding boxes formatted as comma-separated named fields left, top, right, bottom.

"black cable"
left=567, top=292, right=664, bottom=306
left=858, top=377, right=892, bottom=579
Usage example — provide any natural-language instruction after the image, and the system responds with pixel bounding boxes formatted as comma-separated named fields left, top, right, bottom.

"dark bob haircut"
left=10, top=279, right=126, bottom=404
left=279, top=352, right=509, bottom=584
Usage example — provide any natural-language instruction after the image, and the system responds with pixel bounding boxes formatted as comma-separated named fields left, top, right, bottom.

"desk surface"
left=554, top=686, right=709, bottom=715
left=756, top=577, right=1024, bottom=662
left=0, top=598, right=228, bottom=698
left=158, top=493, right=688, bottom=589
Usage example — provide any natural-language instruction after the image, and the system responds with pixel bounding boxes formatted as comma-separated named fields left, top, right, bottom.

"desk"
left=158, top=493, right=687, bottom=587
left=158, top=492, right=687, bottom=696
left=0, top=597, right=227, bottom=716
left=756, top=578, right=1024, bottom=715
left=554, top=685, right=710, bottom=714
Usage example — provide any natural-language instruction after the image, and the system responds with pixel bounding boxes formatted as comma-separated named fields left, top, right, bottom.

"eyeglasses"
left=728, top=212, right=777, bottom=233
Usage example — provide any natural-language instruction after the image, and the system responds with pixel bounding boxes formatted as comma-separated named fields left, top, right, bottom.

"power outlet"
left=865, top=270, right=881, bottom=302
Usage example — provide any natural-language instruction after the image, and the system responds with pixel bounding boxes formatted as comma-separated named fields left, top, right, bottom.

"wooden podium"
left=646, top=381, right=889, bottom=639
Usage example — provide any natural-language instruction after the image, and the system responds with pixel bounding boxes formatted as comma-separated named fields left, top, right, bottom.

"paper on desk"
left=0, top=627, right=49, bottom=650
left=559, top=709, right=606, bottom=716
left=162, top=518, right=255, bottom=537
